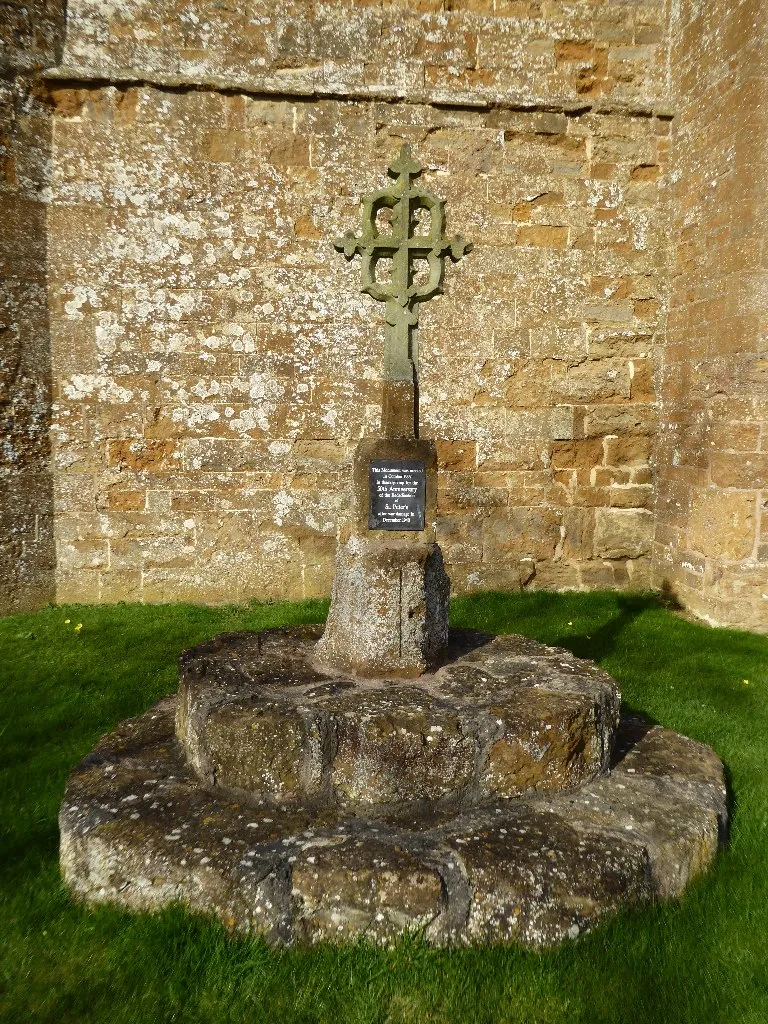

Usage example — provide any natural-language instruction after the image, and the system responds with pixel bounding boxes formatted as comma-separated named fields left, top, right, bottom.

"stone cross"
left=334, top=144, right=471, bottom=435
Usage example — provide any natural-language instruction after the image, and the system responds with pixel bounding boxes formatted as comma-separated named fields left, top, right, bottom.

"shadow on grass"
left=0, top=826, right=62, bottom=902
left=549, top=593, right=662, bottom=664
left=721, top=760, right=737, bottom=846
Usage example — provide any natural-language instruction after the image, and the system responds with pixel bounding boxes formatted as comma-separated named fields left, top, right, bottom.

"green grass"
left=1, top=591, right=767, bottom=1024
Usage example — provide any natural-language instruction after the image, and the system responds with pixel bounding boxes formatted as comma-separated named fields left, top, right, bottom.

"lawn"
left=1, top=591, right=766, bottom=1024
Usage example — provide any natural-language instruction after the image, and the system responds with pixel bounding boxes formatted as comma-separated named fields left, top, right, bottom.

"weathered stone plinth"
left=315, top=538, right=449, bottom=678
left=177, top=627, right=619, bottom=807
left=60, top=626, right=727, bottom=948
left=317, top=436, right=449, bottom=677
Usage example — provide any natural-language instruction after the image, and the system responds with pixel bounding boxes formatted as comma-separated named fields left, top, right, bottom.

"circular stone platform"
left=59, top=627, right=727, bottom=948
left=176, top=627, right=620, bottom=809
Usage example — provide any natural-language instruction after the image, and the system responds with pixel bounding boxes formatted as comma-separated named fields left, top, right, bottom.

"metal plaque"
left=368, top=459, right=426, bottom=531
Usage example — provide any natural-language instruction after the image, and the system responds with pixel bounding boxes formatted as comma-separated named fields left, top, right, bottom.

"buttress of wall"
left=0, top=1, right=64, bottom=613
left=654, top=0, right=768, bottom=631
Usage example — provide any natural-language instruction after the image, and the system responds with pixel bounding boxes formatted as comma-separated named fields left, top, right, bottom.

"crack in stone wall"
left=38, top=73, right=670, bottom=118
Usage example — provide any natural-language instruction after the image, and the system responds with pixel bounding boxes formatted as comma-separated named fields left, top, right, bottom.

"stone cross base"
left=314, top=536, right=450, bottom=677
left=59, top=627, right=727, bottom=948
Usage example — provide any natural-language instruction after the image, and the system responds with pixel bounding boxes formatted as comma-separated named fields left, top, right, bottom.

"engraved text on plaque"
left=368, top=460, right=426, bottom=531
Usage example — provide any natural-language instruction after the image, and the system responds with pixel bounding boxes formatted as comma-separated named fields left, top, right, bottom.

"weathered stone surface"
left=481, top=689, right=606, bottom=797
left=652, top=0, right=768, bottom=631
left=59, top=697, right=296, bottom=942
left=176, top=627, right=620, bottom=809
left=0, top=69, right=57, bottom=614
left=176, top=626, right=327, bottom=796
left=441, top=808, right=653, bottom=946
left=528, top=715, right=729, bottom=900
left=316, top=434, right=449, bottom=677
left=291, top=833, right=446, bottom=944
left=52, top=0, right=670, bottom=112
left=329, top=687, right=478, bottom=806
left=203, top=701, right=307, bottom=797
left=594, top=508, right=654, bottom=560
left=4, top=0, right=766, bottom=633
left=32, top=82, right=670, bottom=611
left=688, top=490, right=756, bottom=562
left=315, top=538, right=450, bottom=678
left=60, top=689, right=727, bottom=948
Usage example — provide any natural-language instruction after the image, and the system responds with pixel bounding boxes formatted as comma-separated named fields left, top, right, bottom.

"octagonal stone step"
left=59, top=695, right=727, bottom=948
left=176, top=627, right=620, bottom=810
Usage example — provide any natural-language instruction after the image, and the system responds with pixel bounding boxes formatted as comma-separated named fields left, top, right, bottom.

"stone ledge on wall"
left=50, top=0, right=671, bottom=115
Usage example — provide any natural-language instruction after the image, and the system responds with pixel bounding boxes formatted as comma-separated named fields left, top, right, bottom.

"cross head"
left=334, top=144, right=472, bottom=387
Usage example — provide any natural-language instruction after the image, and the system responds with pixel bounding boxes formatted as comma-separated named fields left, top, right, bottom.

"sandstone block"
left=481, top=687, right=610, bottom=796
left=582, top=404, right=656, bottom=438
left=448, top=564, right=531, bottom=595
left=710, top=454, right=768, bottom=490
left=579, top=558, right=632, bottom=588
left=604, top=434, right=653, bottom=467
left=608, top=484, right=653, bottom=508
left=553, top=360, right=631, bottom=404
left=593, top=508, right=653, bottom=559
left=529, top=325, right=587, bottom=361
left=516, top=225, right=569, bottom=248
left=204, top=702, right=307, bottom=798
left=291, top=833, right=445, bottom=944
left=688, top=490, right=756, bottom=560
left=482, top=508, right=561, bottom=563
left=446, top=808, right=652, bottom=946
left=551, top=439, right=605, bottom=470
left=330, top=689, right=477, bottom=807
left=436, top=440, right=477, bottom=471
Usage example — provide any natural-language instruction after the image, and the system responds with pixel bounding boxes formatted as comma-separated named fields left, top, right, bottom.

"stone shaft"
left=314, top=536, right=449, bottom=678
left=381, top=381, right=417, bottom=439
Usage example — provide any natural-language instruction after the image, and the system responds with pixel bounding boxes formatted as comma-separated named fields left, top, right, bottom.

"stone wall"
left=55, top=0, right=669, bottom=110
left=653, top=0, right=768, bottom=630
left=0, top=1, right=64, bottom=613
left=44, top=0, right=670, bottom=604
left=1, top=0, right=765, bottom=631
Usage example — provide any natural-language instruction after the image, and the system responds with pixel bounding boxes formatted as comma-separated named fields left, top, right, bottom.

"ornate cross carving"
left=334, top=145, right=472, bottom=389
